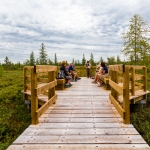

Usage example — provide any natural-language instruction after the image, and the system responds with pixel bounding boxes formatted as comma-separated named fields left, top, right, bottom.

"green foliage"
left=0, top=65, right=4, bottom=77
left=29, top=51, right=35, bottom=66
left=0, top=71, right=31, bottom=150
left=122, top=14, right=150, bottom=65
left=39, top=43, right=48, bottom=65
left=82, top=54, right=86, bottom=66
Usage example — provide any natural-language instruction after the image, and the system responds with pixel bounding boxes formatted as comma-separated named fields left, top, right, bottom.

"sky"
left=0, top=0, right=150, bottom=64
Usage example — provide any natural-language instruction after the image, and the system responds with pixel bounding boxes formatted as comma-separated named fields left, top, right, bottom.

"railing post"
left=48, top=71, right=55, bottom=103
left=143, top=66, right=147, bottom=92
left=31, top=67, right=38, bottom=124
left=23, top=67, right=27, bottom=93
left=131, top=67, right=135, bottom=96
left=123, top=66, right=130, bottom=124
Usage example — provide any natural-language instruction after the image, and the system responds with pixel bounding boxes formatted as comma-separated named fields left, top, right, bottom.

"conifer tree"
left=54, top=53, right=58, bottom=65
left=82, top=54, right=86, bottom=66
left=122, top=14, right=150, bottom=65
left=29, top=51, right=35, bottom=66
left=39, top=43, right=48, bottom=65
left=90, top=53, right=95, bottom=65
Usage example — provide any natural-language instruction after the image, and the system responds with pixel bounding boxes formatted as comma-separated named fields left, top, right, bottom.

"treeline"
left=1, top=43, right=124, bottom=71
left=1, top=14, right=150, bottom=71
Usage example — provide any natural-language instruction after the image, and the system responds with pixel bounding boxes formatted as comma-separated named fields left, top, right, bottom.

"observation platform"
left=7, top=77, right=150, bottom=150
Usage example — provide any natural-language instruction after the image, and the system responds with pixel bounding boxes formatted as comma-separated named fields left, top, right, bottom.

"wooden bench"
left=103, top=77, right=111, bottom=90
left=55, top=79, right=66, bottom=90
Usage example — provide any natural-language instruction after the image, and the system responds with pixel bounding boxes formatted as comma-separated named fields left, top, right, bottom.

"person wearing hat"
left=60, top=60, right=72, bottom=87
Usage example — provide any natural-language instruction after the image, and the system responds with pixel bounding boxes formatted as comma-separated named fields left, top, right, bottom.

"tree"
left=39, top=43, right=48, bottom=65
left=99, top=56, right=104, bottom=63
left=82, top=54, right=86, bottom=66
left=90, top=53, right=95, bottom=65
left=47, top=58, right=53, bottom=65
left=0, top=65, right=4, bottom=77
left=116, top=55, right=122, bottom=64
left=122, top=14, right=150, bottom=65
left=54, top=53, right=58, bottom=65
left=107, top=56, right=116, bottom=65
left=4, top=56, right=10, bottom=70
left=36, top=58, right=39, bottom=65
left=29, top=51, right=35, bottom=66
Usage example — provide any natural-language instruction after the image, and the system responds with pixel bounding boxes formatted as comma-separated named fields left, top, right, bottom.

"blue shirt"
left=103, top=66, right=108, bottom=74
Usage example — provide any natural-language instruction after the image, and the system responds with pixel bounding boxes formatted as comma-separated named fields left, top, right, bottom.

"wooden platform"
left=7, top=77, right=150, bottom=150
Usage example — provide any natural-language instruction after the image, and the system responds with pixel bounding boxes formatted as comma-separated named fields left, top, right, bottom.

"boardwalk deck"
left=7, top=77, right=150, bottom=150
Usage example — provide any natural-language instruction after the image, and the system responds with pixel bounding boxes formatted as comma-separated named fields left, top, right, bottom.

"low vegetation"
left=0, top=66, right=150, bottom=149
left=0, top=70, right=31, bottom=150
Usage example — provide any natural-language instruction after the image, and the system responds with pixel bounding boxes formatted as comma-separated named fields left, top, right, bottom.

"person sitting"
left=92, top=62, right=109, bottom=87
left=60, top=60, right=72, bottom=88
left=68, top=63, right=78, bottom=82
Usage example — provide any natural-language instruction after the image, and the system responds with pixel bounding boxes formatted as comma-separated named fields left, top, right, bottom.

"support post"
left=123, top=66, right=130, bottom=124
left=31, top=67, right=38, bottom=124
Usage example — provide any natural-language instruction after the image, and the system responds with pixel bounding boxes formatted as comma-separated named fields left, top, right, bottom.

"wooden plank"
left=57, top=79, right=66, bottom=84
left=129, top=65, right=145, bottom=70
left=36, top=80, right=57, bottom=95
left=37, top=78, right=49, bottom=83
left=35, top=65, right=57, bottom=73
left=7, top=144, right=150, bottom=150
left=21, top=128, right=138, bottom=136
left=109, top=94, right=125, bottom=119
left=36, top=94, right=57, bottom=118
left=38, top=117, right=122, bottom=123
left=45, top=109, right=114, bottom=114
left=108, top=64, right=123, bottom=72
left=40, top=113, right=120, bottom=118
left=13, top=135, right=146, bottom=144
left=109, top=79, right=123, bottom=95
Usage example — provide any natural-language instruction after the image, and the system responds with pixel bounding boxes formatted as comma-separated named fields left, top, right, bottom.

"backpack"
left=56, top=70, right=66, bottom=79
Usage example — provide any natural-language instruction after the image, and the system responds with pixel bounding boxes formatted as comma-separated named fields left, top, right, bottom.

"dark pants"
left=86, top=68, right=91, bottom=78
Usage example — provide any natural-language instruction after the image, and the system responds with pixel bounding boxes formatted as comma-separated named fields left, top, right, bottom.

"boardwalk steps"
left=7, top=78, right=150, bottom=150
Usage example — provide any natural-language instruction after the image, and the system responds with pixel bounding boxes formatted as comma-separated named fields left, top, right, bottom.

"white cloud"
left=0, top=0, right=150, bottom=63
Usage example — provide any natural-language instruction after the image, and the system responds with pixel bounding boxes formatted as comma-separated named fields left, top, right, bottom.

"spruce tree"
left=29, top=51, right=35, bottom=66
left=39, top=43, right=48, bottom=65
left=82, top=54, right=86, bottom=66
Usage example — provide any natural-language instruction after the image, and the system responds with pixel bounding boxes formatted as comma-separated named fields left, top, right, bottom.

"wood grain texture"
left=8, top=77, right=150, bottom=150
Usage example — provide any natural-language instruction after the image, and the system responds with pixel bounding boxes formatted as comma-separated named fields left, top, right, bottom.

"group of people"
left=59, top=60, right=109, bottom=88
left=92, top=62, right=109, bottom=87
left=60, top=60, right=80, bottom=88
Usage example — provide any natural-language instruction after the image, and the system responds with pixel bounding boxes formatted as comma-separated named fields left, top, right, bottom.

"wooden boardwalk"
left=7, top=77, right=150, bottom=150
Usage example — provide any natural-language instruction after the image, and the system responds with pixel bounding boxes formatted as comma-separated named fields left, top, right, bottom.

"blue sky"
left=0, top=0, right=150, bottom=64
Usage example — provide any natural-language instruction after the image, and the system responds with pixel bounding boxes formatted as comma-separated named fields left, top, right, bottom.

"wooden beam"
left=36, top=80, right=57, bottom=95
left=36, top=94, right=57, bottom=118
left=35, top=65, right=57, bottom=73
left=109, top=79, right=123, bottom=95
left=37, top=78, right=49, bottom=83
left=109, top=94, right=125, bottom=119
left=123, top=66, right=130, bottom=124
left=31, top=68, right=38, bottom=125
left=108, top=64, right=123, bottom=72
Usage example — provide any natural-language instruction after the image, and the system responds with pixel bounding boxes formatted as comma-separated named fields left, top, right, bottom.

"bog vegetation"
left=1, top=14, right=150, bottom=149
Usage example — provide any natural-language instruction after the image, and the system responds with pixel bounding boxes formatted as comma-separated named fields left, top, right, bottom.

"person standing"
left=85, top=60, right=91, bottom=78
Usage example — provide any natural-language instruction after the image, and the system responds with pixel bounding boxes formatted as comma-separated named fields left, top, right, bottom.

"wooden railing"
left=56, top=66, right=96, bottom=77
left=23, top=65, right=57, bottom=124
left=109, top=64, right=149, bottom=124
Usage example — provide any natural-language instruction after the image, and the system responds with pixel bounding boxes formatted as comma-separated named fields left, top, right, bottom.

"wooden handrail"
left=23, top=65, right=57, bottom=124
left=109, top=64, right=149, bottom=124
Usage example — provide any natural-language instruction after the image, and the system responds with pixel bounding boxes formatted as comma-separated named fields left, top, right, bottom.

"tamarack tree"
left=122, top=14, right=150, bottom=65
